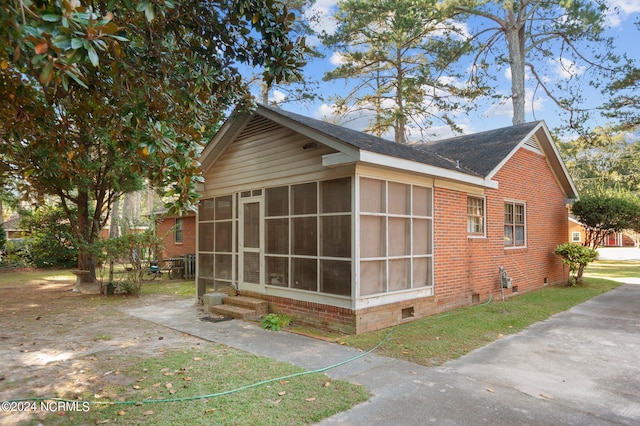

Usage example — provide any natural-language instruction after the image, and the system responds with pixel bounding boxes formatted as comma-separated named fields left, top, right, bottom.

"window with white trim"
left=572, top=231, right=581, bottom=243
left=467, top=196, right=485, bottom=236
left=504, top=201, right=526, bottom=247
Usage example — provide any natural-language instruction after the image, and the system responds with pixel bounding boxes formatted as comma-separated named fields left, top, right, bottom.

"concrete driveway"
left=126, top=283, right=640, bottom=425
left=320, top=283, right=640, bottom=425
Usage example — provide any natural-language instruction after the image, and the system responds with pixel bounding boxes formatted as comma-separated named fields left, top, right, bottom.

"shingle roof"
left=259, top=105, right=539, bottom=178
left=419, top=121, right=542, bottom=176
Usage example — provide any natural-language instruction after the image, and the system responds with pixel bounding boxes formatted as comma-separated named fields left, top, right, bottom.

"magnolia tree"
left=0, top=0, right=307, bottom=281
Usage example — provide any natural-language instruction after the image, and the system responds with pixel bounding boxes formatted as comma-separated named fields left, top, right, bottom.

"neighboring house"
left=569, top=215, right=636, bottom=247
left=154, top=212, right=196, bottom=259
left=1, top=216, right=23, bottom=239
left=568, top=215, right=586, bottom=244
left=196, top=105, right=578, bottom=334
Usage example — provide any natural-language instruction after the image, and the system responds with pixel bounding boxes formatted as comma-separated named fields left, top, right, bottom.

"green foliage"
left=554, top=243, right=598, bottom=285
left=0, top=0, right=307, bottom=278
left=604, top=66, right=640, bottom=132
left=558, top=127, right=640, bottom=194
left=260, top=313, right=292, bottom=331
left=98, top=230, right=164, bottom=296
left=322, top=0, right=476, bottom=142
left=440, top=0, right=628, bottom=129
left=0, top=239, right=32, bottom=269
left=571, top=190, right=640, bottom=249
left=19, top=206, right=77, bottom=268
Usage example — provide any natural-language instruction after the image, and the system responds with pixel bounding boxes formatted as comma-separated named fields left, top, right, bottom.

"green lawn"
left=339, top=261, right=636, bottom=366
left=65, top=346, right=369, bottom=426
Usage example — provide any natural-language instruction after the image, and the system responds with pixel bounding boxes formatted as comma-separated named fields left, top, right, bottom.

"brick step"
left=210, top=304, right=261, bottom=321
left=224, top=296, right=269, bottom=316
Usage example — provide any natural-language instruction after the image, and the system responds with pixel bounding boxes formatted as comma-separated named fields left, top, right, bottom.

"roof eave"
left=484, top=121, right=579, bottom=199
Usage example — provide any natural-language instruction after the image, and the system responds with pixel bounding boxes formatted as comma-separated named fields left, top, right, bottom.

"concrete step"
left=210, top=304, right=261, bottom=321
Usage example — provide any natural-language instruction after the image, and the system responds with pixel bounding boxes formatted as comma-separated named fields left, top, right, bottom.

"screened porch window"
left=265, top=177, right=352, bottom=297
left=359, top=178, right=433, bottom=296
left=197, top=195, right=236, bottom=295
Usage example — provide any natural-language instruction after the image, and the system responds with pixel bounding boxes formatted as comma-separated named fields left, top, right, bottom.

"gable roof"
left=200, top=104, right=578, bottom=198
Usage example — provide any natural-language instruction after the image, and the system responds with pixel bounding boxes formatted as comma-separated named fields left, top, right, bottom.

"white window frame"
left=467, top=196, right=485, bottom=237
left=504, top=200, right=526, bottom=248
left=572, top=231, right=581, bottom=243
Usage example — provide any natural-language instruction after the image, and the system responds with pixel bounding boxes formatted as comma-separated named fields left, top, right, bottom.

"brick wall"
left=226, top=147, right=571, bottom=335
left=434, top=147, right=569, bottom=308
left=156, top=215, right=196, bottom=259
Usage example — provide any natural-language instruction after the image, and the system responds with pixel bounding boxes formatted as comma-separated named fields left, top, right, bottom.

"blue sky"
left=258, top=0, right=640, bottom=142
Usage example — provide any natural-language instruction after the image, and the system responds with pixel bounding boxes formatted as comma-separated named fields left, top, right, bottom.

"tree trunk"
left=576, top=263, right=586, bottom=284
left=109, top=196, right=120, bottom=239
left=77, top=190, right=97, bottom=282
left=504, top=11, right=526, bottom=125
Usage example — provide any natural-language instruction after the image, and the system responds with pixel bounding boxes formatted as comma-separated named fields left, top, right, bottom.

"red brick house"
left=155, top=212, right=196, bottom=259
left=196, top=105, right=578, bottom=334
left=569, top=215, right=636, bottom=247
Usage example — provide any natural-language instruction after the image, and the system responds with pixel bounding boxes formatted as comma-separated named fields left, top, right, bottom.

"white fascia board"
left=322, top=152, right=357, bottom=167
left=359, top=151, right=498, bottom=189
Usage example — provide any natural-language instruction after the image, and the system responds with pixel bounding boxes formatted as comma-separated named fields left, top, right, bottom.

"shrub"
left=554, top=243, right=598, bottom=285
left=20, top=207, right=77, bottom=268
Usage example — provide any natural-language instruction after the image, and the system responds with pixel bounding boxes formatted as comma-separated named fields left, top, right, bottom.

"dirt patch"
left=0, top=275, right=205, bottom=425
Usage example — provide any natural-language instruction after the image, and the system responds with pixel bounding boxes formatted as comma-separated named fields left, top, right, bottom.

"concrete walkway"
left=124, top=283, right=640, bottom=426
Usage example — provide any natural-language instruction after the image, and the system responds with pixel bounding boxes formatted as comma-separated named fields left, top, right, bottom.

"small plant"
left=260, top=313, right=291, bottom=331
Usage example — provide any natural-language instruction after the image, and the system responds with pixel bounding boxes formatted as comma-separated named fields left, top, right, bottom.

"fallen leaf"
left=184, top=377, right=192, bottom=381
left=160, top=368, right=169, bottom=372
left=322, top=381, right=331, bottom=387
left=278, top=391, right=286, bottom=396
left=169, top=389, right=176, bottom=394
left=487, top=388, right=494, bottom=393
left=164, top=372, right=174, bottom=376
left=152, top=383, right=161, bottom=388
left=193, top=357, right=202, bottom=361
left=137, top=377, right=146, bottom=382
left=279, top=380, right=288, bottom=385
left=132, top=385, right=141, bottom=390
left=165, top=383, right=173, bottom=389
left=204, top=408, right=216, bottom=414
left=305, top=397, right=316, bottom=402
left=117, top=411, right=126, bottom=416
left=271, top=399, right=282, bottom=404
left=402, top=350, right=409, bottom=355
left=539, top=393, right=554, bottom=399
left=94, top=419, right=110, bottom=424
left=143, top=410, right=154, bottom=416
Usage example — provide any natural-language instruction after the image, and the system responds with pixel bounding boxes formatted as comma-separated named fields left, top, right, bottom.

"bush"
left=0, top=239, right=33, bottom=269
left=20, top=207, right=77, bottom=268
left=554, top=243, right=598, bottom=285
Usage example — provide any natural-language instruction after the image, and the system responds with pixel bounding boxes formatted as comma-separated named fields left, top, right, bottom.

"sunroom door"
left=239, top=197, right=263, bottom=292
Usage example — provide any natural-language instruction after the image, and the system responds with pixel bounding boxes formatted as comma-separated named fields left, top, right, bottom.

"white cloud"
left=329, top=51, right=346, bottom=66
left=552, top=57, right=586, bottom=79
left=269, top=90, right=287, bottom=104
left=602, top=0, right=640, bottom=27
left=305, top=0, right=338, bottom=36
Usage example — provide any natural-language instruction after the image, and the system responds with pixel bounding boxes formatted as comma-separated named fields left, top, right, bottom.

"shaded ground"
left=0, top=273, right=205, bottom=425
